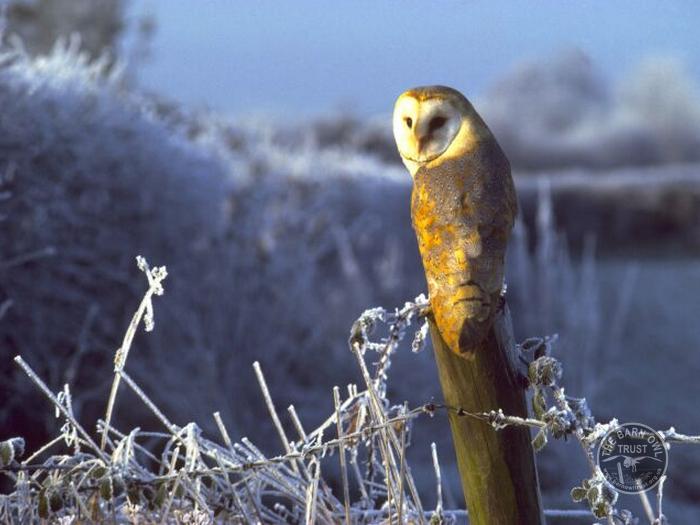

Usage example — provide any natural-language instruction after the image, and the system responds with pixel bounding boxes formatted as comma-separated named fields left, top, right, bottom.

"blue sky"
left=130, top=1, right=700, bottom=117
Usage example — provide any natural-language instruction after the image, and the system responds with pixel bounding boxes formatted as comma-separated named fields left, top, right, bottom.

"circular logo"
left=597, top=422, right=668, bottom=493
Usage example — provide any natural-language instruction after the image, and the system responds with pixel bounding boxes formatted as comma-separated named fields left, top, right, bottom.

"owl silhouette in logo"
left=602, top=454, right=664, bottom=473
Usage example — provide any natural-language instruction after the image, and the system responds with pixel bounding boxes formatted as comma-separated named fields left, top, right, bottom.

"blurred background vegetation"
left=1, top=0, right=699, bottom=521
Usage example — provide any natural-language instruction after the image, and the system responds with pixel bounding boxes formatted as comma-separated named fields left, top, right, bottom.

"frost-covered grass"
left=2, top=256, right=699, bottom=524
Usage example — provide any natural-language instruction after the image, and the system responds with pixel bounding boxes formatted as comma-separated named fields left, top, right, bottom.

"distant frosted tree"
left=3, top=0, right=127, bottom=60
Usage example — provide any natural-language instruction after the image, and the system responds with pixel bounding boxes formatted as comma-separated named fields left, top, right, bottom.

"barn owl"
left=393, top=86, right=517, bottom=358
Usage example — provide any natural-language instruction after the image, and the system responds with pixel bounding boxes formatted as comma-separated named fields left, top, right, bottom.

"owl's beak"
left=402, top=130, right=443, bottom=164
left=417, top=134, right=431, bottom=155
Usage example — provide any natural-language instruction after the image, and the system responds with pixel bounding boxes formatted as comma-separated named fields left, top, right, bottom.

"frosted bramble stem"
left=101, top=256, right=167, bottom=450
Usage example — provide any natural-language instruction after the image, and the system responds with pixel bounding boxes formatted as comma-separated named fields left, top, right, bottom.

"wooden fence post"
left=429, top=304, right=544, bottom=524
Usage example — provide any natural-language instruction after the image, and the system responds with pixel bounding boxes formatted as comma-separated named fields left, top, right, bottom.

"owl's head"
left=392, top=86, right=488, bottom=176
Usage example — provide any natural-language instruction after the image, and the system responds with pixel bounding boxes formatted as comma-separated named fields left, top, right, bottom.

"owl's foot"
left=453, top=283, right=500, bottom=358
left=453, top=281, right=491, bottom=322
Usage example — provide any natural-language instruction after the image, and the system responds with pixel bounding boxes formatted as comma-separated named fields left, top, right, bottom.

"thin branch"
left=431, top=442, right=443, bottom=519
left=334, top=387, right=351, bottom=525
left=0, top=246, right=56, bottom=270
left=13, top=356, right=107, bottom=462
left=101, top=256, right=167, bottom=449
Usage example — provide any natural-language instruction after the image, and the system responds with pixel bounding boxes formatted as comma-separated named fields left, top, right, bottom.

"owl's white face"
left=393, top=95, right=463, bottom=175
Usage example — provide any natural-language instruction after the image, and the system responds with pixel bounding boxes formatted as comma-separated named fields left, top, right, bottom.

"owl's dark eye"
left=404, top=117, right=413, bottom=129
left=429, top=116, right=447, bottom=133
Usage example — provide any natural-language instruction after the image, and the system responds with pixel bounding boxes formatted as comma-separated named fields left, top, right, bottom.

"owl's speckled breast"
left=410, top=158, right=511, bottom=356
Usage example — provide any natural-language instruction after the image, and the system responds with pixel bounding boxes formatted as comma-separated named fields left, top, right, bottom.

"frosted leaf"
left=528, top=356, right=563, bottom=387
left=532, top=428, right=548, bottom=452
left=542, top=407, right=576, bottom=439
